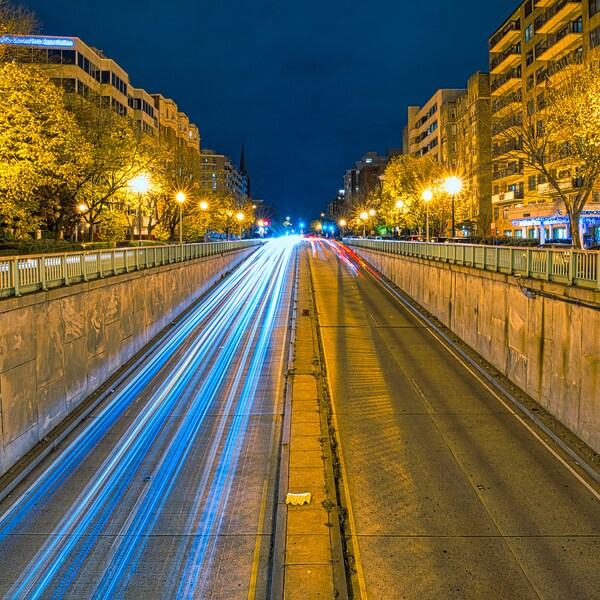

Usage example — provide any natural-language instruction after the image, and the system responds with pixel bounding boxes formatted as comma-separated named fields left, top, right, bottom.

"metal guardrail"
left=0, top=240, right=262, bottom=299
left=343, top=238, right=600, bottom=291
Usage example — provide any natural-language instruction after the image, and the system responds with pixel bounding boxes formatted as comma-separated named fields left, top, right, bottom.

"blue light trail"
left=0, top=236, right=299, bottom=599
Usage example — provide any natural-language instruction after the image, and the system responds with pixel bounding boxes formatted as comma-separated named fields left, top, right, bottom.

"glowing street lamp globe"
left=422, top=189, right=433, bottom=202
left=444, top=176, right=462, bottom=195
left=200, top=200, right=209, bottom=211
left=129, top=174, right=150, bottom=194
left=360, top=211, right=368, bottom=220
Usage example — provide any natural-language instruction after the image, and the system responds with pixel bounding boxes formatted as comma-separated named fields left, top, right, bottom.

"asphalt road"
left=0, top=238, right=297, bottom=600
left=307, top=239, right=600, bottom=600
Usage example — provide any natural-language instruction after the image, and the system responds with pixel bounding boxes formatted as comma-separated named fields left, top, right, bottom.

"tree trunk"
left=570, top=210, right=583, bottom=249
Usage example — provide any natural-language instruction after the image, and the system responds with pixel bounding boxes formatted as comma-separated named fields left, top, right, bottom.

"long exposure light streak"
left=0, top=236, right=299, bottom=599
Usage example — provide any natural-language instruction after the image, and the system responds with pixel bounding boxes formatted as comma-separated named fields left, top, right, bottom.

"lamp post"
left=444, top=176, right=462, bottom=238
left=176, top=191, right=186, bottom=244
left=199, top=200, right=209, bottom=240
left=129, top=175, right=150, bottom=245
left=360, top=211, right=368, bottom=237
left=395, top=200, right=404, bottom=238
left=236, top=212, right=245, bottom=239
left=422, top=189, right=433, bottom=242
left=368, top=208, right=376, bottom=237
left=339, top=219, right=347, bottom=238
left=76, top=203, right=88, bottom=242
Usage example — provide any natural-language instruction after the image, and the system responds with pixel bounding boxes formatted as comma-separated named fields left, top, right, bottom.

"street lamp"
left=422, top=189, right=433, bottom=242
left=339, top=219, right=347, bottom=237
left=395, top=200, right=404, bottom=238
left=236, top=212, right=245, bottom=239
left=444, top=176, right=462, bottom=238
left=360, top=211, right=368, bottom=237
left=129, top=174, right=150, bottom=245
left=76, top=203, right=88, bottom=242
left=176, top=191, right=186, bottom=244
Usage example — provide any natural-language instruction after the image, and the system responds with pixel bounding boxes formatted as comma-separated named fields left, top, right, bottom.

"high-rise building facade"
left=405, top=89, right=464, bottom=167
left=455, top=72, right=492, bottom=234
left=489, top=0, right=600, bottom=241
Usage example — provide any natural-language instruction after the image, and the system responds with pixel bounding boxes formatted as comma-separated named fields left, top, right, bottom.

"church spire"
left=240, top=142, right=251, bottom=198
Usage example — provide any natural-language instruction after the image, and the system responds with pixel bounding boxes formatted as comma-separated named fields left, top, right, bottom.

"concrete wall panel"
left=353, top=247, right=600, bottom=453
left=0, top=247, right=255, bottom=475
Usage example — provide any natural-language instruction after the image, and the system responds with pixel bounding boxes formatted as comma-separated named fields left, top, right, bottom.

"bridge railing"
left=0, top=240, right=263, bottom=299
left=343, top=238, right=600, bottom=291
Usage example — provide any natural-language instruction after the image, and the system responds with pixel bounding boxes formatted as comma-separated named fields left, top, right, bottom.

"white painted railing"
left=343, top=238, right=600, bottom=291
left=0, top=240, right=262, bottom=298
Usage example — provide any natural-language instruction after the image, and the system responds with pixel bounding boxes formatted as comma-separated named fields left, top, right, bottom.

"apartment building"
left=489, top=0, right=600, bottom=242
left=454, top=72, right=492, bottom=234
left=343, top=150, right=401, bottom=205
left=200, top=150, right=249, bottom=201
left=405, top=89, right=464, bottom=167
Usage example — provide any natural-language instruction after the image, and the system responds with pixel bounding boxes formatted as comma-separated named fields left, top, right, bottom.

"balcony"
left=535, top=19, right=582, bottom=61
left=537, top=178, right=572, bottom=194
left=492, top=138, right=523, bottom=158
left=535, top=0, right=581, bottom=35
left=492, top=89, right=523, bottom=114
left=493, top=164, right=524, bottom=181
left=491, top=67, right=522, bottom=95
left=489, top=19, right=521, bottom=52
left=492, top=113, right=522, bottom=136
left=490, top=44, right=522, bottom=74
left=492, top=190, right=516, bottom=204
left=535, top=0, right=554, bottom=6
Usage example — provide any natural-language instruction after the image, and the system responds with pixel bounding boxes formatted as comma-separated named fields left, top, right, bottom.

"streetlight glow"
left=129, top=174, right=150, bottom=244
left=200, top=200, right=208, bottom=211
left=129, top=174, right=150, bottom=194
left=175, top=191, right=186, bottom=245
left=236, top=212, right=245, bottom=239
left=444, top=176, right=462, bottom=195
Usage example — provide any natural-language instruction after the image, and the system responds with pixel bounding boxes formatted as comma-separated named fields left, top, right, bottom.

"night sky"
left=22, top=0, right=517, bottom=220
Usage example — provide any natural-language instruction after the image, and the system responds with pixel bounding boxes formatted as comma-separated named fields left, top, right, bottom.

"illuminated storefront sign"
left=0, top=35, right=75, bottom=48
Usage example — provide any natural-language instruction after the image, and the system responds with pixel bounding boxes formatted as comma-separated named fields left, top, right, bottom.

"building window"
left=528, top=175, right=537, bottom=191
left=526, top=49, right=534, bottom=66
left=524, top=0, right=532, bottom=17
left=525, top=24, right=533, bottom=43
left=591, top=0, right=600, bottom=17
left=591, top=24, right=600, bottom=49
left=526, top=74, right=534, bottom=90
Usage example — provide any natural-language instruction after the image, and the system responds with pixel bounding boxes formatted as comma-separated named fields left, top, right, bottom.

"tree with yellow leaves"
left=0, top=62, right=85, bottom=237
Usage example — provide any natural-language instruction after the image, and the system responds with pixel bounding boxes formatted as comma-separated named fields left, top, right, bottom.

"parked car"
left=537, top=241, right=575, bottom=249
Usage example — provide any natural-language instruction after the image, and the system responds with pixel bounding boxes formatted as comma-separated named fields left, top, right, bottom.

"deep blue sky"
left=22, top=0, right=517, bottom=220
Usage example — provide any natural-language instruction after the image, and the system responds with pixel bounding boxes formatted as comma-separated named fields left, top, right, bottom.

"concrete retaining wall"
left=0, top=247, right=256, bottom=475
left=353, top=247, right=600, bottom=453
